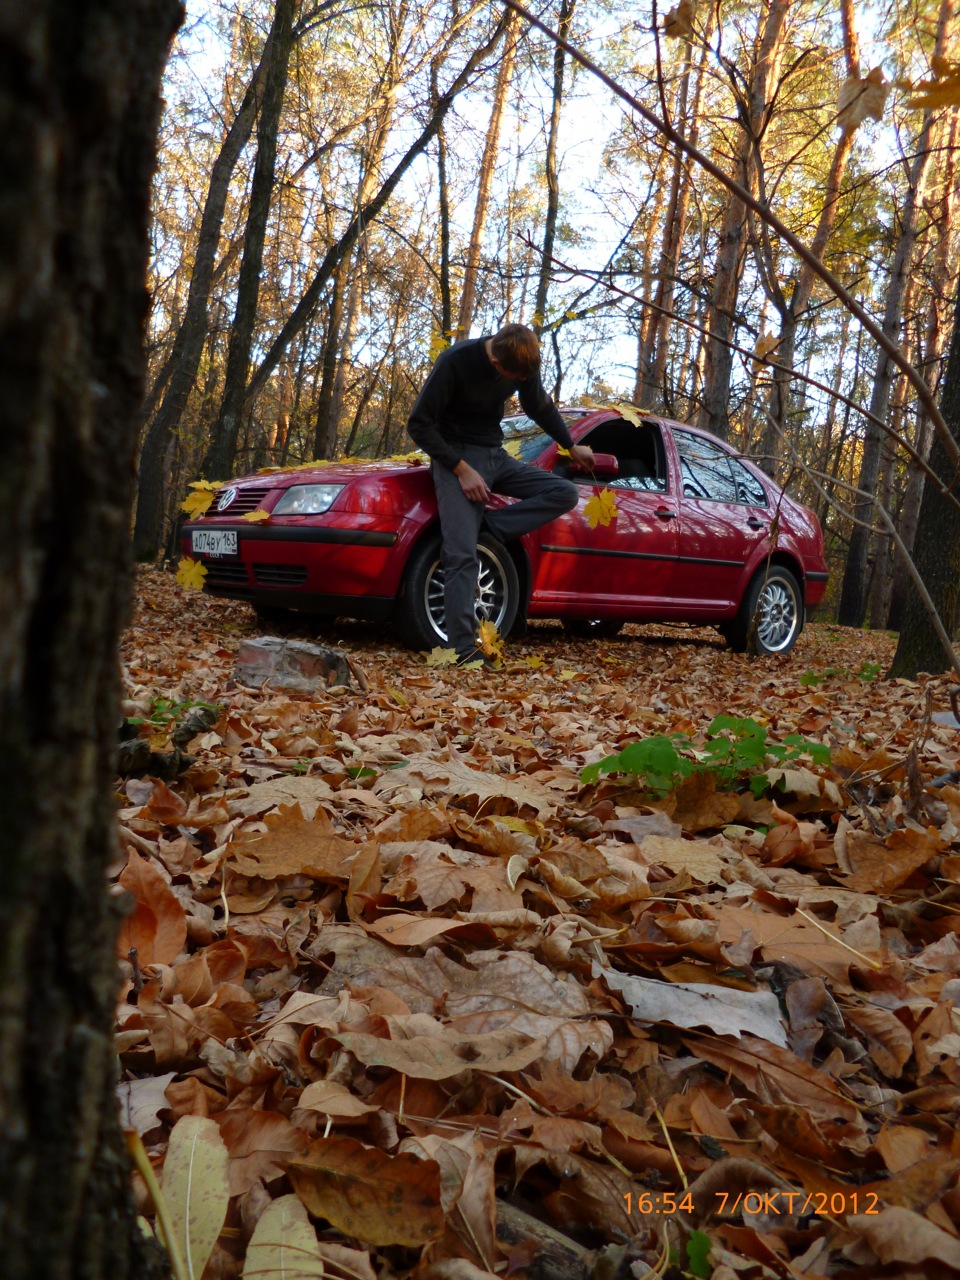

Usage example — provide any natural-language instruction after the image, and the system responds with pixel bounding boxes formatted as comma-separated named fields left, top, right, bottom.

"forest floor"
left=116, top=568, right=960, bottom=1280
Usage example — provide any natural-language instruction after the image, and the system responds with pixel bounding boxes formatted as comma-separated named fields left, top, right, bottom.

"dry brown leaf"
left=118, top=848, right=187, bottom=965
left=331, top=1014, right=546, bottom=1079
left=225, top=802, right=358, bottom=879
left=288, top=1136, right=444, bottom=1247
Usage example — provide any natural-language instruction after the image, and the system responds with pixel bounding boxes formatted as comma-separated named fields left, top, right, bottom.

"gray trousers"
left=431, top=443, right=578, bottom=656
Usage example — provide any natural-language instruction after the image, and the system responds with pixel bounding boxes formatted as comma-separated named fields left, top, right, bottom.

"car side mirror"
left=570, top=452, right=619, bottom=479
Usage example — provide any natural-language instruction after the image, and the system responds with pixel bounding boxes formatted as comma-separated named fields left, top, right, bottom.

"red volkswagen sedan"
left=181, top=408, right=828, bottom=655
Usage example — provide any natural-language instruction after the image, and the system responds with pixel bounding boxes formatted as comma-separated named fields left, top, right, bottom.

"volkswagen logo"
left=216, top=486, right=238, bottom=512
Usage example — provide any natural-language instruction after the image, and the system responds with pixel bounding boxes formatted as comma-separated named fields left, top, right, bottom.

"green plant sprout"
left=580, top=714, right=830, bottom=797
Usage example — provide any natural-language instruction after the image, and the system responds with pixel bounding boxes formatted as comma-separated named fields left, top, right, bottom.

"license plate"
left=191, top=529, right=238, bottom=557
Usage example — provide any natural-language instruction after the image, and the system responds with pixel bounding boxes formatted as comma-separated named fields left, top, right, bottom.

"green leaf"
left=686, top=1229, right=713, bottom=1277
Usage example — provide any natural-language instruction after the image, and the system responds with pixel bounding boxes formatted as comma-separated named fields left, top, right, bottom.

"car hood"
left=232, top=456, right=425, bottom=489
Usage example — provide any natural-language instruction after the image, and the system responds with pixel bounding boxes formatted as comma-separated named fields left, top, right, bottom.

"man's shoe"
left=456, top=647, right=497, bottom=670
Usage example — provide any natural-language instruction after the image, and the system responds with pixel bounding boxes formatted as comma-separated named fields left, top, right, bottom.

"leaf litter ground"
left=115, top=569, right=960, bottom=1280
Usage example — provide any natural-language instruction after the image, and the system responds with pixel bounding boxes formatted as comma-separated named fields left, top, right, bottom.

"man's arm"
left=518, top=376, right=594, bottom=469
left=407, top=356, right=462, bottom=471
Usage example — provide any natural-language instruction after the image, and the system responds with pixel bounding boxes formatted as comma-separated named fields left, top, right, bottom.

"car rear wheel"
left=562, top=619, right=624, bottom=639
left=726, top=565, right=804, bottom=655
left=397, top=532, right=520, bottom=649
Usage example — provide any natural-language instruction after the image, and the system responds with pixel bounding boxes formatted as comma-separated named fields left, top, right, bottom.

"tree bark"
left=695, top=0, right=791, bottom=440
left=837, top=0, right=950, bottom=626
left=132, top=19, right=273, bottom=557
left=533, top=0, right=576, bottom=334
left=456, top=10, right=518, bottom=339
left=0, top=3, right=181, bottom=1278
left=888, top=279, right=960, bottom=677
left=202, top=0, right=297, bottom=480
left=242, top=13, right=510, bottom=412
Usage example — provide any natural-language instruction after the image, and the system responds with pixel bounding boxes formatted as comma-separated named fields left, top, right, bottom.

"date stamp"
left=623, top=1189, right=880, bottom=1217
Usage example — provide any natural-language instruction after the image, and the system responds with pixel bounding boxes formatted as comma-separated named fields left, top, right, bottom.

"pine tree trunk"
left=533, top=0, right=576, bottom=333
left=203, top=0, right=297, bottom=480
left=888, top=281, right=960, bottom=677
left=132, top=26, right=272, bottom=557
left=456, top=11, right=518, bottom=339
left=0, top=4, right=181, bottom=1277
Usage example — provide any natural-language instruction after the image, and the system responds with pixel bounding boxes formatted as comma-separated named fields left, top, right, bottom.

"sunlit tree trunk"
left=133, top=20, right=272, bottom=556
left=203, top=0, right=297, bottom=479
left=0, top=4, right=181, bottom=1277
left=533, top=0, right=576, bottom=333
left=696, top=0, right=791, bottom=440
left=637, top=21, right=713, bottom=409
left=837, top=6, right=949, bottom=625
left=456, top=10, right=518, bottom=339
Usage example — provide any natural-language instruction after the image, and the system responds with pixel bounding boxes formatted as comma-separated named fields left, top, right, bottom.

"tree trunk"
left=242, top=14, right=510, bottom=412
left=696, top=0, right=791, bottom=440
left=533, top=0, right=576, bottom=334
left=837, top=0, right=950, bottom=626
left=132, top=20, right=274, bottom=558
left=0, top=4, right=181, bottom=1279
left=202, top=0, right=297, bottom=480
left=456, top=10, right=518, bottom=339
left=637, top=21, right=713, bottom=409
left=888, top=280, right=960, bottom=677
left=888, top=108, right=960, bottom=629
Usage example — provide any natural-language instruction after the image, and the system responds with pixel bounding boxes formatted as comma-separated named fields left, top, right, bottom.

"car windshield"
left=501, top=411, right=589, bottom=463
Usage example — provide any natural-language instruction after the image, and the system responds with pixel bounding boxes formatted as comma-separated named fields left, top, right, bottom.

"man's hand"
left=453, top=460, right=492, bottom=503
left=568, top=443, right=596, bottom=470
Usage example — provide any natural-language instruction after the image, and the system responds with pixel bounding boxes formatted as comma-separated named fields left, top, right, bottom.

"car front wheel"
left=726, top=565, right=804, bottom=655
left=397, top=532, right=520, bottom=649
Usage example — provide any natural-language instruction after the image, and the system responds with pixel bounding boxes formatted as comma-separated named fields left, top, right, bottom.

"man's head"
left=488, top=324, right=540, bottom=381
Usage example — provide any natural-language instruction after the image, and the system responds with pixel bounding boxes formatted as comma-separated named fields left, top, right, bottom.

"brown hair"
left=489, top=324, right=540, bottom=379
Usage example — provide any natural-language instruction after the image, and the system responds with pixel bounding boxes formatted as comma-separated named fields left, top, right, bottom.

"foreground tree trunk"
left=888, top=280, right=960, bottom=678
left=0, top=3, right=181, bottom=1277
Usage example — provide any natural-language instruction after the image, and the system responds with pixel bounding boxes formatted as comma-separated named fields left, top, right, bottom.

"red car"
left=181, top=408, right=828, bottom=655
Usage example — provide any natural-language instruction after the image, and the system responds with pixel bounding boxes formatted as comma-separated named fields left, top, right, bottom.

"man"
left=407, top=323, right=595, bottom=665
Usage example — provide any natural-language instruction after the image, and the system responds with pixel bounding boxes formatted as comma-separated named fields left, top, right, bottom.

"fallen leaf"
left=243, top=1194, right=325, bottom=1278
left=176, top=556, right=208, bottom=589
left=288, top=1136, right=444, bottom=1246
left=162, top=1115, right=230, bottom=1279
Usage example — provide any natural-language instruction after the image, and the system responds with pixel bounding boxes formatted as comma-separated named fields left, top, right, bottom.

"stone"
left=235, top=636, right=355, bottom=692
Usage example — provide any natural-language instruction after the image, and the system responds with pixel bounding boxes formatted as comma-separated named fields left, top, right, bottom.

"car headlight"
left=272, top=484, right=344, bottom=515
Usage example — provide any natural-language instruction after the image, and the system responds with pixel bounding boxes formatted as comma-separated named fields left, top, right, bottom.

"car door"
left=531, top=419, right=680, bottom=612
left=670, top=428, right=771, bottom=609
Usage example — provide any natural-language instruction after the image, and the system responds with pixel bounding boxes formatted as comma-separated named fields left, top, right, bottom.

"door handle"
left=654, top=507, right=676, bottom=520
left=747, top=516, right=766, bottom=529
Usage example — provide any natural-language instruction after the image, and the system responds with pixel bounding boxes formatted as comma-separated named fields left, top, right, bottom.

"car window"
left=673, top=430, right=766, bottom=506
left=501, top=412, right=589, bottom=464
left=553, top=416, right=667, bottom=492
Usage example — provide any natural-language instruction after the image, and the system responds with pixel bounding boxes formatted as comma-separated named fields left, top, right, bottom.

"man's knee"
left=550, top=476, right=579, bottom=513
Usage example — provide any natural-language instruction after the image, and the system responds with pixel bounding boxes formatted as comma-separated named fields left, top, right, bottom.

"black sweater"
left=407, top=336, right=575, bottom=470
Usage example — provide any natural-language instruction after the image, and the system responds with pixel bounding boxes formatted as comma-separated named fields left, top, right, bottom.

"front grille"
left=253, top=563, right=308, bottom=586
left=214, top=485, right=274, bottom=515
left=202, top=561, right=251, bottom=587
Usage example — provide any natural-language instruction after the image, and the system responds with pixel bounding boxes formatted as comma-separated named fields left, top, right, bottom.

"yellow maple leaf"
left=425, top=646, right=458, bottom=667
left=611, top=402, right=643, bottom=427
left=905, top=66, right=960, bottom=109
left=181, top=488, right=218, bottom=518
left=243, top=508, right=271, bottom=523
left=477, top=619, right=505, bottom=661
left=176, top=557, right=208, bottom=590
left=584, top=488, right=619, bottom=529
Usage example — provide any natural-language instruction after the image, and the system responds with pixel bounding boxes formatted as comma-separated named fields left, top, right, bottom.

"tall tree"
left=133, top=15, right=276, bottom=557
left=0, top=3, right=181, bottom=1278
left=696, top=0, right=792, bottom=440
left=532, top=0, right=576, bottom=333
left=203, top=0, right=298, bottom=479
left=888, top=277, right=960, bottom=677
